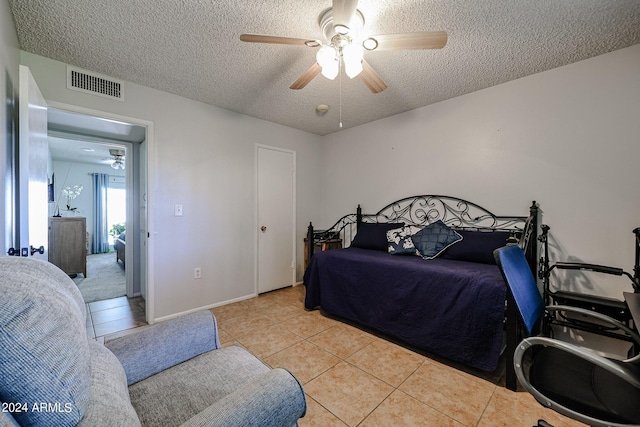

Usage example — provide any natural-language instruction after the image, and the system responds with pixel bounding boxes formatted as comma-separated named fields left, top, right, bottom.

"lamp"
left=316, top=41, right=363, bottom=80
left=316, top=45, right=339, bottom=80
left=111, top=159, right=125, bottom=170
left=342, top=43, right=363, bottom=78
left=109, top=148, right=125, bottom=170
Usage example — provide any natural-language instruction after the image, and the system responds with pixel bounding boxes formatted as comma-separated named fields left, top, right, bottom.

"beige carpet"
left=74, top=252, right=126, bottom=303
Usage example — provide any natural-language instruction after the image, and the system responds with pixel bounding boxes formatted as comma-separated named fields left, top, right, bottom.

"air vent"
left=66, top=66, right=124, bottom=101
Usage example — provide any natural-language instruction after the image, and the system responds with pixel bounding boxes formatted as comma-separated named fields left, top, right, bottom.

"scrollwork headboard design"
left=360, top=195, right=532, bottom=230
left=308, top=195, right=539, bottom=265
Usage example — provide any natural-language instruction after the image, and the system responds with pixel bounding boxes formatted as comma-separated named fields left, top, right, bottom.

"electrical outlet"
left=194, top=267, right=202, bottom=279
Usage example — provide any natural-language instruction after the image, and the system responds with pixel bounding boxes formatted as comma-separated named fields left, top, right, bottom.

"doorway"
left=48, top=137, right=128, bottom=302
left=46, top=105, right=153, bottom=335
left=256, top=144, right=296, bottom=294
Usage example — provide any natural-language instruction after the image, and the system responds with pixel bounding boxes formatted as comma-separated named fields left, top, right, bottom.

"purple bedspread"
left=303, top=248, right=507, bottom=371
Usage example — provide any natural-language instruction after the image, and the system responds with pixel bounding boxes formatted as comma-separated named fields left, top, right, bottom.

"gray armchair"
left=0, top=257, right=306, bottom=427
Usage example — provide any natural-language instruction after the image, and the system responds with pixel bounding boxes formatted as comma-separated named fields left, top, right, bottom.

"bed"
left=303, top=195, right=539, bottom=389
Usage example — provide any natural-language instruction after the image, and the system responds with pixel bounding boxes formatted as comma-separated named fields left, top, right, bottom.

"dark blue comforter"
left=303, top=248, right=507, bottom=371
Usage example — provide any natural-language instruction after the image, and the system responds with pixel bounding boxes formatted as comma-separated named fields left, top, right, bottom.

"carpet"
left=74, top=252, right=126, bottom=303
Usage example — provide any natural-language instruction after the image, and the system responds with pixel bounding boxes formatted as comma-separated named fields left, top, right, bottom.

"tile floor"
left=212, top=285, right=586, bottom=427
left=86, top=295, right=147, bottom=339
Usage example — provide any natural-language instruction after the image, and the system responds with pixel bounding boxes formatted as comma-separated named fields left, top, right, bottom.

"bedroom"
left=0, top=1, right=639, bottom=425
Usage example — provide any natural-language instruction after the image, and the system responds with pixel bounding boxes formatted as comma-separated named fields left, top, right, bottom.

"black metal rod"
left=505, top=290, right=520, bottom=391
left=307, top=222, right=314, bottom=259
left=634, top=227, right=640, bottom=286
left=551, top=262, right=624, bottom=276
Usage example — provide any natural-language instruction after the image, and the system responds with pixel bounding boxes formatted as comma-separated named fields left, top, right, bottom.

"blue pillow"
left=441, top=230, right=512, bottom=264
left=387, top=225, right=422, bottom=255
left=351, top=222, right=405, bottom=251
left=411, top=220, right=463, bottom=259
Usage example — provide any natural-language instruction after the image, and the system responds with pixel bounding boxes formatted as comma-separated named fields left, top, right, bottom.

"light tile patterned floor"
left=212, top=285, right=586, bottom=427
left=87, top=295, right=147, bottom=339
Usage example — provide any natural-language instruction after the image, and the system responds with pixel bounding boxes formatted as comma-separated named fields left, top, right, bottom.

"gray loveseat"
left=0, top=257, right=306, bottom=426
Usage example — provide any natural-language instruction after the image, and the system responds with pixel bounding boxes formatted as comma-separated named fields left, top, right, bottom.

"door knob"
left=30, top=245, right=44, bottom=256
left=260, top=226, right=267, bottom=232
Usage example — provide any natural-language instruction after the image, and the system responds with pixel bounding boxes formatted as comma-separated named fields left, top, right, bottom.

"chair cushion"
left=77, top=341, right=140, bottom=427
left=129, top=346, right=270, bottom=427
left=0, top=257, right=91, bottom=426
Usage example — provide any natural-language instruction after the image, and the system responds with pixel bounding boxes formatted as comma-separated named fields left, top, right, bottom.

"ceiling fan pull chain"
left=339, top=55, right=343, bottom=128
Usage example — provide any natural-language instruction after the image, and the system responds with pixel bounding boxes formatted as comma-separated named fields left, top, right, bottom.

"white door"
left=17, top=65, right=48, bottom=260
left=257, top=145, right=295, bottom=293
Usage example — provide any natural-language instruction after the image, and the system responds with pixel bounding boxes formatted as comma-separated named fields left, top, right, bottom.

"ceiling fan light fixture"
left=321, top=59, right=339, bottom=80
left=363, top=37, right=378, bottom=50
left=316, top=46, right=339, bottom=80
left=343, top=44, right=363, bottom=78
left=111, top=159, right=125, bottom=170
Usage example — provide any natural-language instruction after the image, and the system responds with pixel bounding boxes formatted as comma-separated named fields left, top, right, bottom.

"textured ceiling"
left=9, top=0, right=640, bottom=136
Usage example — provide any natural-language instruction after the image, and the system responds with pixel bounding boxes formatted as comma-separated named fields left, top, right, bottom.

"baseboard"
left=153, top=293, right=257, bottom=323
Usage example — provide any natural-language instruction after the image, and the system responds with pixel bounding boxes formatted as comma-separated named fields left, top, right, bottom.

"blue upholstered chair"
left=0, top=257, right=306, bottom=427
left=495, top=244, right=640, bottom=427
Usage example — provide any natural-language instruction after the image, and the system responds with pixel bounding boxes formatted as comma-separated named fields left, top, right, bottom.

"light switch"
left=174, top=204, right=183, bottom=216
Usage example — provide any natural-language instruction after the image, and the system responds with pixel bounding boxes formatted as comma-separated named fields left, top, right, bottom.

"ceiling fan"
left=102, top=149, right=125, bottom=170
left=240, top=0, right=447, bottom=93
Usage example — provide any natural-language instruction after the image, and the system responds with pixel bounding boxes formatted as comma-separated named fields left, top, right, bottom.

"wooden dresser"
left=48, top=217, right=87, bottom=277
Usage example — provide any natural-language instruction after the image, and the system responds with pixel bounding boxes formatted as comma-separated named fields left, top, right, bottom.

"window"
left=107, top=187, right=126, bottom=245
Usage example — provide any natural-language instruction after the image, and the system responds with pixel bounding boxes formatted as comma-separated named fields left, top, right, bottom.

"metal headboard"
left=307, top=195, right=539, bottom=263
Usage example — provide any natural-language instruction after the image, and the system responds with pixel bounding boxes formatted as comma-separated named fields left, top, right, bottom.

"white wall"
left=0, top=0, right=20, bottom=252
left=16, top=39, right=640, bottom=315
left=21, top=52, right=322, bottom=319
left=320, top=44, right=640, bottom=298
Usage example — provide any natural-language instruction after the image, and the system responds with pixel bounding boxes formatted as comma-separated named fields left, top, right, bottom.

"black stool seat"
left=530, top=346, right=640, bottom=425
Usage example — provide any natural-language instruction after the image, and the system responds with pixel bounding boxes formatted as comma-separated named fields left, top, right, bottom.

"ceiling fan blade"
left=332, top=0, right=359, bottom=33
left=240, top=34, right=319, bottom=47
left=366, top=31, right=448, bottom=50
left=358, top=60, right=387, bottom=93
left=290, top=63, right=322, bottom=90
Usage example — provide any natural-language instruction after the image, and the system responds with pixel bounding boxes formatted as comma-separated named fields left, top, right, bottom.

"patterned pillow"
left=411, top=220, right=463, bottom=259
left=387, top=226, right=422, bottom=255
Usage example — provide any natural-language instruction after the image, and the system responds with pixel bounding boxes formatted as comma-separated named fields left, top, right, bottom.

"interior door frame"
left=46, top=100, right=156, bottom=324
left=254, top=144, right=296, bottom=295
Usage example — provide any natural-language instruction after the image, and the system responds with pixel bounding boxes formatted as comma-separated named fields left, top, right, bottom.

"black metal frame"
left=305, top=195, right=540, bottom=391
left=537, top=225, right=640, bottom=343
left=308, top=195, right=538, bottom=257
